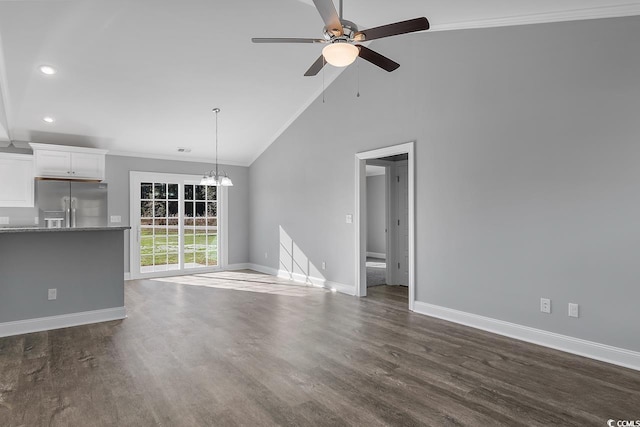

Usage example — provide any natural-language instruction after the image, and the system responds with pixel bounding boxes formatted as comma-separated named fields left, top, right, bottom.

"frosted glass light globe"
left=322, top=43, right=359, bottom=67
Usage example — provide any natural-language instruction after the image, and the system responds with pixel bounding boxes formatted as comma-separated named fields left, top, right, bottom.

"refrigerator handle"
left=64, top=197, right=71, bottom=228
left=71, top=197, right=77, bottom=228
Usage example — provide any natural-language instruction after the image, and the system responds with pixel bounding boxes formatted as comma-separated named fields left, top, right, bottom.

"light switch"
left=568, top=303, right=579, bottom=318
left=110, top=215, right=122, bottom=223
left=0, top=217, right=9, bottom=225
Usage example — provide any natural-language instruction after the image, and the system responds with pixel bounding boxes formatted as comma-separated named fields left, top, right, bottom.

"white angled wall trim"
left=0, top=307, right=127, bottom=338
left=431, top=4, right=640, bottom=32
left=413, top=301, right=640, bottom=372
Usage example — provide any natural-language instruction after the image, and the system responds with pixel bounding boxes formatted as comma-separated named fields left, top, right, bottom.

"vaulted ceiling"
left=0, top=0, right=638, bottom=165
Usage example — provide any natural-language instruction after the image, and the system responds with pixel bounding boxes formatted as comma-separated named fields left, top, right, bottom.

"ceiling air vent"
left=177, top=147, right=191, bottom=153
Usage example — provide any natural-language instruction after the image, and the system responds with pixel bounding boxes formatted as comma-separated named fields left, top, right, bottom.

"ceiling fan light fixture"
left=322, top=42, right=358, bottom=67
left=39, top=65, right=56, bottom=75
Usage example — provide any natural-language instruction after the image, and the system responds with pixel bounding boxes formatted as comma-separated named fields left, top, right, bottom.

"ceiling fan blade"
left=355, top=17, right=429, bottom=41
left=357, top=46, right=400, bottom=72
left=304, top=55, right=326, bottom=76
left=251, top=38, right=326, bottom=44
left=312, top=0, right=343, bottom=37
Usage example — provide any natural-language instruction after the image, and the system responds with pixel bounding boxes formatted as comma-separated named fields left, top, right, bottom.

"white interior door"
left=395, top=163, right=409, bottom=286
left=130, top=172, right=225, bottom=279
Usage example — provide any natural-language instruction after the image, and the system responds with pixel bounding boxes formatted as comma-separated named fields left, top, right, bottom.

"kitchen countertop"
left=0, top=226, right=130, bottom=234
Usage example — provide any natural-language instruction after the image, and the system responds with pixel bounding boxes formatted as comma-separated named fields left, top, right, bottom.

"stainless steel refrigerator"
left=36, top=180, right=108, bottom=228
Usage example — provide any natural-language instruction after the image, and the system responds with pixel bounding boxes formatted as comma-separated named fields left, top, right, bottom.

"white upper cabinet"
left=34, top=150, right=70, bottom=177
left=0, top=153, right=35, bottom=207
left=30, top=143, right=107, bottom=181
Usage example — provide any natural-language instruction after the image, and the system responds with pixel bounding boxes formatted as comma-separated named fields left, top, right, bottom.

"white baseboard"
left=413, top=301, right=640, bottom=372
left=0, top=306, right=127, bottom=338
left=277, top=270, right=356, bottom=296
left=366, top=252, right=386, bottom=259
left=246, top=263, right=356, bottom=296
left=124, top=272, right=131, bottom=280
left=225, top=263, right=252, bottom=271
left=246, top=263, right=279, bottom=276
left=324, top=280, right=357, bottom=296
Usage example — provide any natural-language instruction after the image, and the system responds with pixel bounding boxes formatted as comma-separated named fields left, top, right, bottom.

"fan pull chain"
left=356, top=57, right=360, bottom=98
left=322, top=56, right=326, bottom=103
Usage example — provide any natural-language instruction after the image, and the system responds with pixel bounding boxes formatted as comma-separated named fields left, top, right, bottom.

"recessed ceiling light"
left=43, top=116, right=55, bottom=123
left=39, top=65, right=56, bottom=75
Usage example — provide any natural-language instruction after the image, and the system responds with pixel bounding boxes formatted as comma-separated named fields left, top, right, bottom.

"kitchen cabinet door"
left=35, top=149, right=72, bottom=178
left=0, top=153, right=34, bottom=207
left=71, top=152, right=104, bottom=180
left=31, top=143, right=107, bottom=181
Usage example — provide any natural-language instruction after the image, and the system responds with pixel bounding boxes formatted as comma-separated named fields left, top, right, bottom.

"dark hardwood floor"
left=1, top=271, right=639, bottom=426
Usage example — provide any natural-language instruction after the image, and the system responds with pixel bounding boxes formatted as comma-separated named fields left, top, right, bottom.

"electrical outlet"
left=0, top=217, right=9, bottom=225
left=322, top=261, right=326, bottom=270
left=264, top=252, right=268, bottom=259
left=48, top=289, right=57, bottom=300
left=110, top=215, right=122, bottom=223
left=568, top=303, right=579, bottom=318
left=345, top=214, right=353, bottom=224
left=540, top=298, right=551, bottom=314
left=35, top=216, right=39, bottom=224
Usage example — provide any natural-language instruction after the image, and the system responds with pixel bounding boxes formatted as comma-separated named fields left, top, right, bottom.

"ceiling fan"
left=251, top=0, right=429, bottom=76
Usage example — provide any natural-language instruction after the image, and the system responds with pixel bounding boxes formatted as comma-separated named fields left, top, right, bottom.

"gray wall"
left=105, top=155, right=250, bottom=272
left=249, top=16, right=640, bottom=352
left=0, top=229, right=124, bottom=322
left=366, top=175, right=386, bottom=255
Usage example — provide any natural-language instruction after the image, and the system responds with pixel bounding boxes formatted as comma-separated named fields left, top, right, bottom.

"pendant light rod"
left=213, top=107, right=220, bottom=177
left=201, top=107, right=233, bottom=186
left=339, top=0, right=343, bottom=19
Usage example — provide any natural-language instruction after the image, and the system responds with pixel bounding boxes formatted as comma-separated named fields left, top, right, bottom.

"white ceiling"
left=0, top=0, right=639, bottom=165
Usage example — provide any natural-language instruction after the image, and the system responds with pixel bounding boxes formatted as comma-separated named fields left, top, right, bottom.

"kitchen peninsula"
left=0, top=226, right=130, bottom=337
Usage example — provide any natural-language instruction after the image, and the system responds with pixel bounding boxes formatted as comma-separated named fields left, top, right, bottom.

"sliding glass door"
left=183, top=183, right=218, bottom=269
left=139, top=181, right=181, bottom=273
left=130, top=172, right=225, bottom=278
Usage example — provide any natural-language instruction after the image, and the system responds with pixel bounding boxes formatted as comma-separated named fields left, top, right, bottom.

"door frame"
left=355, top=142, right=415, bottom=310
left=129, top=171, right=229, bottom=280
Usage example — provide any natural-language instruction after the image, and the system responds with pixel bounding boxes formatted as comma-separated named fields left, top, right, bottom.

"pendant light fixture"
left=200, top=108, right=233, bottom=186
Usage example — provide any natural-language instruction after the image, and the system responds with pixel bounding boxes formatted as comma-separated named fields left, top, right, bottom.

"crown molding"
left=107, top=150, right=250, bottom=167
left=431, top=3, right=640, bottom=32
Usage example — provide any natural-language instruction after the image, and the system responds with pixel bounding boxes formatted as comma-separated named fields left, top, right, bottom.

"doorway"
left=129, top=171, right=228, bottom=279
left=355, top=142, right=415, bottom=310
left=365, top=164, right=387, bottom=288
